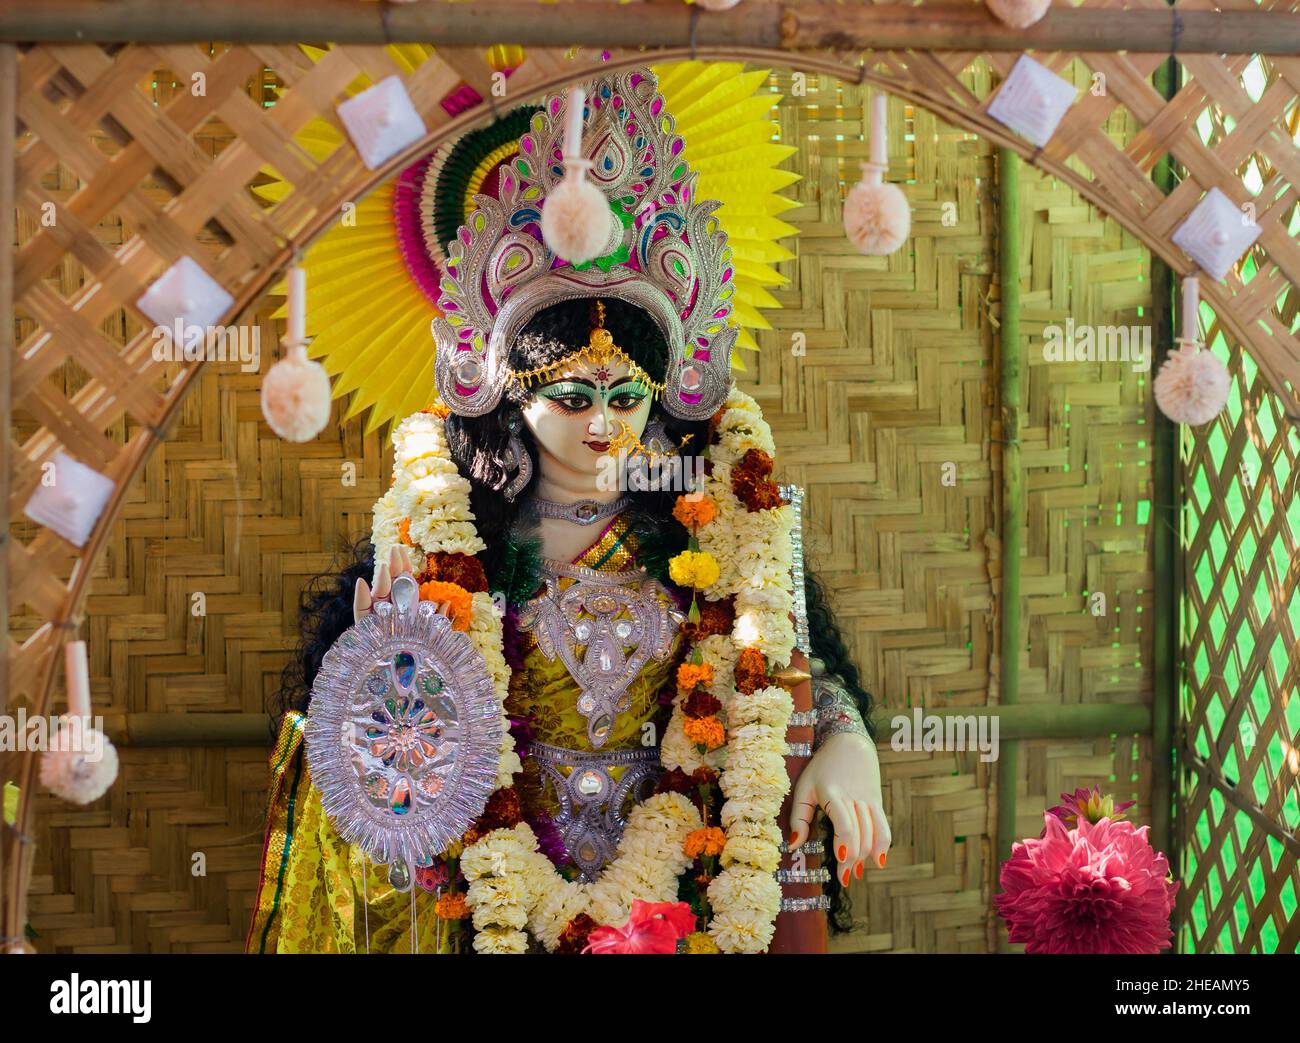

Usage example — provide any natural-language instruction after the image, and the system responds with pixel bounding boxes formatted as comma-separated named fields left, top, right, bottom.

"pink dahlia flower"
left=996, top=813, right=1179, bottom=954
left=1045, top=785, right=1137, bottom=831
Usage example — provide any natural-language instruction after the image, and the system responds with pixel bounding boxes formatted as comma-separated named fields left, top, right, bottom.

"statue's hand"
left=788, top=732, right=890, bottom=886
left=353, top=546, right=455, bottom=624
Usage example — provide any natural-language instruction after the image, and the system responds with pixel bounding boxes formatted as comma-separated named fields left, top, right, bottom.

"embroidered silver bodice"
left=516, top=560, right=683, bottom=749
left=515, top=558, right=683, bottom=877
left=530, top=740, right=662, bottom=881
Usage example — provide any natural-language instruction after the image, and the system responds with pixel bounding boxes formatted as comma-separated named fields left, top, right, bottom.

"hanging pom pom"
left=40, top=641, right=119, bottom=806
left=261, top=266, right=332, bottom=442
left=1153, top=274, right=1229, bottom=426
left=262, top=344, right=332, bottom=441
left=843, top=93, right=910, bottom=256
left=695, top=0, right=745, bottom=9
left=541, top=86, right=616, bottom=264
left=541, top=170, right=614, bottom=264
left=987, top=0, right=1051, bottom=29
left=1153, top=345, right=1230, bottom=426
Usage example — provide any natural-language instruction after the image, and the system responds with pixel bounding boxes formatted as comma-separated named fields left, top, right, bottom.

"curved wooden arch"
left=5, top=32, right=1297, bottom=936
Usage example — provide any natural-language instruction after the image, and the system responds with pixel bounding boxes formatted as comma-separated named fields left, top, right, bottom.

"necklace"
left=523, top=495, right=633, bottom=526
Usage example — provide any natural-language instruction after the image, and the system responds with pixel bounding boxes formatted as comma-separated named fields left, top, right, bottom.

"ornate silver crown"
left=432, top=67, right=737, bottom=421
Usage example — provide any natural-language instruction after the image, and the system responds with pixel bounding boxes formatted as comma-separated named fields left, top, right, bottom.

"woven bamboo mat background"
left=9, top=62, right=1157, bottom=953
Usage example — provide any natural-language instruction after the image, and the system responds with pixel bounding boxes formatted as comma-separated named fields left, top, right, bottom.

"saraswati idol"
left=247, top=66, right=888, bottom=955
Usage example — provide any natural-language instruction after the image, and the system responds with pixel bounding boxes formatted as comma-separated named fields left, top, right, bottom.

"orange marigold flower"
left=398, top=517, right=414, bottom=547
left=683, top=715, right=726, bottom=750
left=676, top=662, right=715, bottom=692
left=425, top=403, right=451, bottom=420
left=672, top=494, right=718, bottom=529
left=434, top=892, right=469, bottom=920
left=683, top=826, right=727, bottom=859
left=418, top=580, right=474, bottom=631
left=734, top=646, right=772, bottom=694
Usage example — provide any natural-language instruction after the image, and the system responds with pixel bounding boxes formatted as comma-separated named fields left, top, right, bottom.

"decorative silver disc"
left=304, top=592, right=502, bottom=888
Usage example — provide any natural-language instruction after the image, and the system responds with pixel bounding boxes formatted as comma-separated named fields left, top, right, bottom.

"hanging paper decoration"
left=987, top=55, right=1077, bottom=149
left=40, top=640, right=119, bottom=805
left=842, top=92, right=910, bottom=256
left=304, top=575, right=502, bottom=892
left=261, top=266, right=333, bottom=442
left=22, top=450, right=116, bottom=549
left=136, top=254, right=234, bottom=331
left=986, top=0, right=1051, bottom=29
left=338, top=75, right=429, bottom=171
left=1153, top=273, right=1230, bottom=426
left=540, top=85, right=619, bottom=264
left=1170, top=186, right=1263, bottom=282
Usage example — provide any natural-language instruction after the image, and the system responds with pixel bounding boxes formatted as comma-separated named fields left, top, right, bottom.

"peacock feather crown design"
left=432, top=67, right=737, bottom=421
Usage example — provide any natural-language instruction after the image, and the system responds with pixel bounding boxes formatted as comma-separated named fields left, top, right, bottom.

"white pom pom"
left=696, top=0, right=744, bottom=9
left=541, top=172, right=614, bottom=264
left=1153, top=344, right=1230, bottom=426
left=987, top=0, right=1051, bottom=29
left=261, top=345, right=332, bottom=442
left=843, top=173, right=911, bottom=256
left=40, top=718, right=119, bottom=805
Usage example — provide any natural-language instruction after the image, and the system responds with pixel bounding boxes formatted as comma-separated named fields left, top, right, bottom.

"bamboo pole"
left=995, top=147, right=1022, bottom=891
left=1149, top=53, right=1181, bottom=887
left=0, top=42, right=13, bottom=954
left=97, top=703, right=1153, bottom=748
left=1, top=0, right=1298, bottom=54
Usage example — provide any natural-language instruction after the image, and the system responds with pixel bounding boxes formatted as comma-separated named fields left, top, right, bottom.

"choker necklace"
left=523, top=495, right=633, bottom=526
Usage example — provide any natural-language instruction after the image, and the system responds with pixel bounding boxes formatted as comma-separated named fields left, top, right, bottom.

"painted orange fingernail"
left=789, top=832, right=799, bottom=845
left=837, top=844, right=847, bottom=861
left=879, top=853, right=887, bottom=868
left=842, top=869, right=851, bottom=886
left=854, top=861, right=863, bottom=879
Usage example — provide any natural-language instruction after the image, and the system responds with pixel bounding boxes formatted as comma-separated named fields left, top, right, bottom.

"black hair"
left=804, top=570, right=878, bottom=935
left=272, top=536, right=375, bottom=735
left=443, top=296, right=710, bottom=586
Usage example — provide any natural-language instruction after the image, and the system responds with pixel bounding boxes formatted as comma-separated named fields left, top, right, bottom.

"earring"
left=503, top=411, right=532, bottom=501
left=639, top=417, right=673, bottom=459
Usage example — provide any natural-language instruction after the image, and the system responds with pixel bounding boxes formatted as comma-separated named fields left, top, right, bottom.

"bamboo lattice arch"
left=3, top=0, right=1299, bottom=947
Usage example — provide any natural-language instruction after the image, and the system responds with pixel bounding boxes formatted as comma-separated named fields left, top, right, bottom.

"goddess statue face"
left=520, top=356, right=653, bottom=487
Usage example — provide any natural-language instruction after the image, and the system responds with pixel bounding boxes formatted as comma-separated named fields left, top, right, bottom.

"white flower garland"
left=693, top=388, right=795, bottom=952
left=372, top=412, right=514, bottom=789
left=374, top=389, right=798, bottom=953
